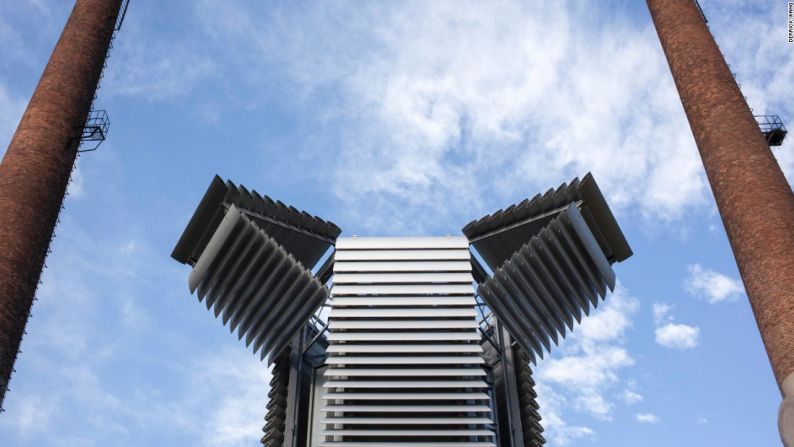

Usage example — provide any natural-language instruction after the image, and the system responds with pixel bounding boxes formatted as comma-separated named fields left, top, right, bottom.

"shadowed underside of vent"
left=172, top=175, right=340, bottom=269
left=321, top=237, right=495, bottom=447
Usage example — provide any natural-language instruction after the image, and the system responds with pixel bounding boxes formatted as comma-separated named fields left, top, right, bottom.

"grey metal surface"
left=477, top=206, right=617, bottom=362
left=184, top=206, right=329, bottom=363
left=320, top=238, right=495, bottom=445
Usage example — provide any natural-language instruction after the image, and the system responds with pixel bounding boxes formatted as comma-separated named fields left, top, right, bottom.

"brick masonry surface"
left=0, top=0, right=122, bottom=406
left=647, top=0, right=794, bottom=392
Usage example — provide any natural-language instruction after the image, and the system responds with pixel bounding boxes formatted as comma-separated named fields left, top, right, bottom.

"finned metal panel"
left=322, top=238, right=495, bottom=446
left=477, top=206, right=616, bottom=362
left=184, top=206, right=328, bottom=363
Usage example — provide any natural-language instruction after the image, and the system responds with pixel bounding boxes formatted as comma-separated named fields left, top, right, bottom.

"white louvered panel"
left=330, top=297, right=476, bottom=306
left=333, top=272, right=473, bottom=284
left=326, top=356, right=485, bottom=365
left=321, top=417, right=493, bottom=424
left=327, top=332, right=481, bottom=341
left=334, top=261, right=471, bottom=272
left=323, top=368, right=487, bottom=376
left=323, top=380, right=488, bottom=388
left=334, top=249, right=471, bottom=261
left=322, top=392, right=490, bottom=400
left=329, top=320, right=478, bottom=329
left=332, top=284, right=474, bottom=295
left=329, top=308, right=476, bottom=318
left=322, top=237, right=495, bottom=446
left=336, top=236, right=468, bottom=250
left=326, top=344, right=483, bottom=353
left=318, top=443, right=496, bottom=447
left=320, top=405, right=492, bottom=412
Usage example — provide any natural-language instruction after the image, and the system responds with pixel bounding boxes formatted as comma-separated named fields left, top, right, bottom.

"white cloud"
left=621, top=389, right=644, bottom=405
left=697, top=416, right=709, bottom=425
left=636, top=412, right=661, bottom=424
left=684, top=264, right=744, bottom=304
left=535, top=383, right=597, bottom=446
left=652, top=302, right=700, bottom=350
left=655, top=323, right=700, bottom=350
left=182, top=0, right=710, bottom=234
left=537, top=285, right=639, bottom=433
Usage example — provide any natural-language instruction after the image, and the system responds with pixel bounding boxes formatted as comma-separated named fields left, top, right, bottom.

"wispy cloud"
left=149, top=0, right=715, bottom=234
left=684, top=264, right=744, bottom=304
left=636, top=412, right=661, bottom=424
left=537, top=285, right=639, bottom=441
left=653, top=303, right=700, bottom=350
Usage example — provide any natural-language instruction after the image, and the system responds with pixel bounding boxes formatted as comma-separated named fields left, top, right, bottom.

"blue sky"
left=1, top=0, right=792, bottom=446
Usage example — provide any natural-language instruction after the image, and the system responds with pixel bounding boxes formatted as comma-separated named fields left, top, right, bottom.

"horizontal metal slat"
left=328, top=332, right=481, bottom=341
left=329, top=308, right=476, bottom=318
left=327, top=344, right=483, bottom=353
left=330, top=297, right=476, bottom=307
left=320, top=405, right=492, bottom=413
left=324, top=368, right=487, bottom=376
left=320, top=417, right=493, bottom=424
left=333, top=272, right=474, bottom=284
left=335, top=249, right=470, bottom=261
left=326, top=356, right=485, bottom=365
left=323, top=380, right=488, bottom=388
left=332, top=284, right=474, bottom=295
left=329, top=320, right=478, bottom=329
left=334, top=261, right=471, bottom=272
left=320, top=429, right=494, bottom=436
left=321, top=392, right=490, bottom=400
left=318, top=443, right=495, bottom=447
left=337, top=237, right=468, bottom=250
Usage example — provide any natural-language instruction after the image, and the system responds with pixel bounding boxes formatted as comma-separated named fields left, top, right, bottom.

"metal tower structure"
left=171, top=172, right=631, bottom=447
left=645, top=2, right=794, bottom=444
left=0, top=0, right=130, bottom=410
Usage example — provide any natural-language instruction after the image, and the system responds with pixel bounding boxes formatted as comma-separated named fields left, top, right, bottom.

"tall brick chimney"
left=0, top=0, right=123, bottom=408
left=645, top=1, right=794, bottom=443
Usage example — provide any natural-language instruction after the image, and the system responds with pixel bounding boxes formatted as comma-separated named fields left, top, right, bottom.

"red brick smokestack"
left=645, top=0, right=794, bottom=443
left=0, top=0, right=123, bottom=408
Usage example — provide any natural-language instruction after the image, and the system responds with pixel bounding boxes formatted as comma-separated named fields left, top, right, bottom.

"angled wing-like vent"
left=477, top=205, right=616, bottom=362
left=172, top=175, right=341, bottom=269
left=463, top=173, right=631, bottom=270
left=187, top=205, right=329, bottom=362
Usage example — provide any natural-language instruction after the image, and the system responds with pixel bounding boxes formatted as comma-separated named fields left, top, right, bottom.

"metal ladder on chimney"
left=78, top=0, right=130, bottom=152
